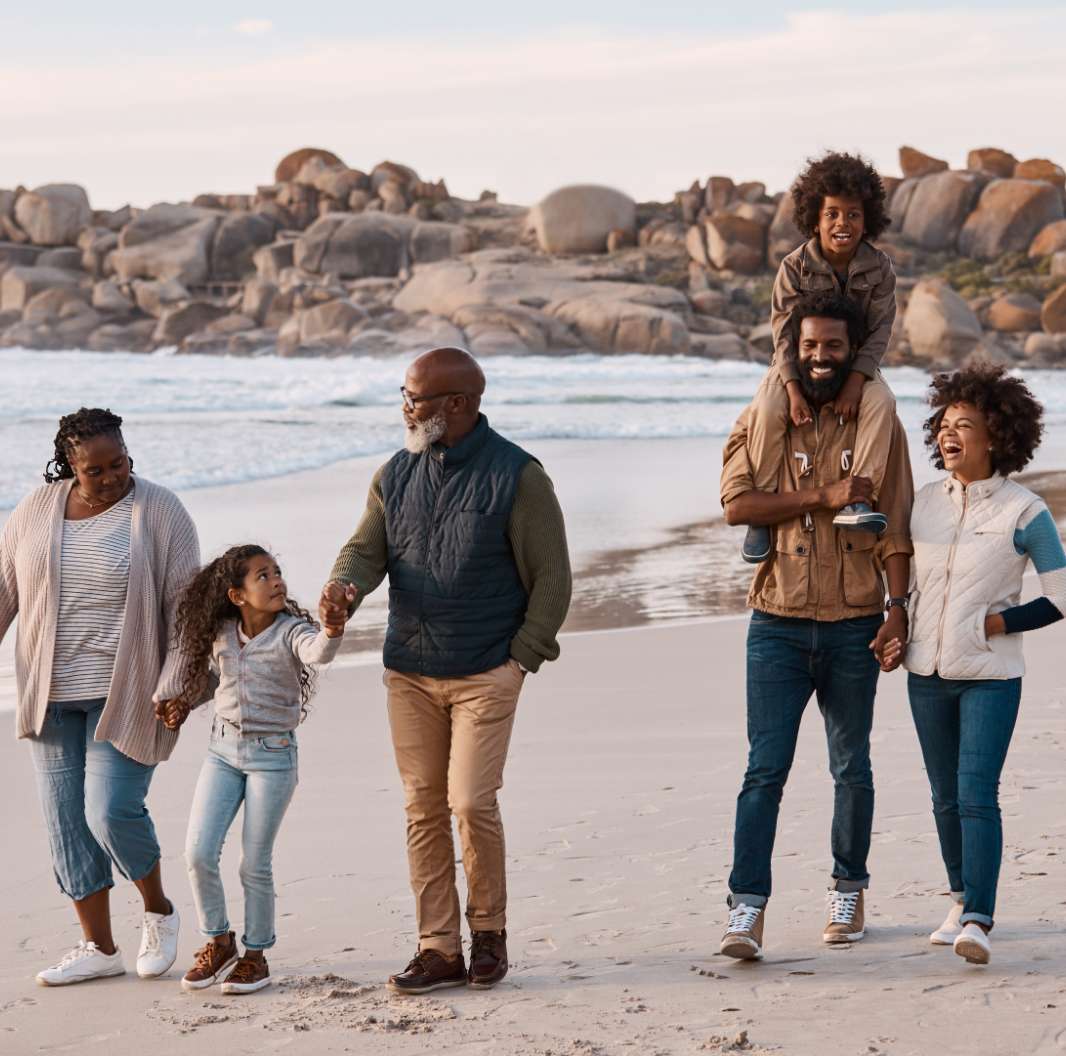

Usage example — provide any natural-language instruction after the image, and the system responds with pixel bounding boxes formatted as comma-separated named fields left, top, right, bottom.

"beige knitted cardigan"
left=0, top=476, right=200, bottom=765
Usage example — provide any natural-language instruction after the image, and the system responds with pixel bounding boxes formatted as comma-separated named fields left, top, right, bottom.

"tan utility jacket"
left=721, top=404, right=914, bottom=621
left=771, top=237, right=897, bottom=385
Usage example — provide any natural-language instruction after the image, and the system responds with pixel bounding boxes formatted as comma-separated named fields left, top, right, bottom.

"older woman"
left=0, top=407, right=199, bottom=986
left=881, top=366, right=1065, bottom=966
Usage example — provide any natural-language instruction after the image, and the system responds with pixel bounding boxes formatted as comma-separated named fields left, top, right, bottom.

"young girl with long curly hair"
left=155, top=544, right=344, bottom=994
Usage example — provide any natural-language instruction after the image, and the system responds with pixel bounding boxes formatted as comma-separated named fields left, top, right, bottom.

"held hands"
left=832, top=371, right=866, bottom=423
left=154, top=697, right=190, bottom=731
left=870, top=608, right=907, bottom=672
left=320, top=579, right=358, bottom=639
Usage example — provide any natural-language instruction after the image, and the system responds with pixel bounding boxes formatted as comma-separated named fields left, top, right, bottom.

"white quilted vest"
left=905, top=474, right=1039, bottom=680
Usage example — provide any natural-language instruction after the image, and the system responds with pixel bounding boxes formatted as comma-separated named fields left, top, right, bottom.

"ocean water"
left=7, top=347, right=1066, bottom=509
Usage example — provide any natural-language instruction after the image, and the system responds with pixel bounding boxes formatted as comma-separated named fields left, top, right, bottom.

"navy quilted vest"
left=381, top=415, right=533, bottom=677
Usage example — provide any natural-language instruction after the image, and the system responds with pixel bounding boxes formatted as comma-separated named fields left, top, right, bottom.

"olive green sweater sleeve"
left=328, top=465, right=388, bottom=611
left=508, top=460, right=572, bottom=673
left=327, top=458, right=572, bottom=669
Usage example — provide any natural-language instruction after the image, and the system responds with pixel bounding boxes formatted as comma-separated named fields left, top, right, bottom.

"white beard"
left=404, top=412, right=448, bottom=453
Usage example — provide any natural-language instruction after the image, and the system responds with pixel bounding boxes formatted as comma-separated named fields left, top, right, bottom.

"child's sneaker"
left=181, top=933, right=239, bottom=991
left=832, top=502, right=887, bottom=534
left=742, top=525, right=772, bottom=564
left=930, top=901, right=964, bottom=945
left=220, top=954, right=272, bottom=994
left=36, top=941, right=126, bottom=986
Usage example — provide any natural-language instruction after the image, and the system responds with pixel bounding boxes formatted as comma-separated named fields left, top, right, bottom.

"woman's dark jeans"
left=728, top=611, right=882, bottom=907
left=908, top=671, right=1021, bottom=928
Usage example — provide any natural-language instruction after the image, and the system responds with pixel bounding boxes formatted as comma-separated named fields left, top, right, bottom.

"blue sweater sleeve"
left=1000, top=508, right=1066, bottom=634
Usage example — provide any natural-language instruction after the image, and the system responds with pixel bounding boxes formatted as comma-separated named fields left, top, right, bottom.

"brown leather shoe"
left=181, top=932, right=239, bottom=991
left=387, top=949, right=467, bottom=995
left=468, top=929, right=508, bottom=989
left=220, top=953, right=272, bottom=994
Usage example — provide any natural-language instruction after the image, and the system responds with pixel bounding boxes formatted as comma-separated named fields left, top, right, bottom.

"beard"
left=798, top=359, right=849, bottom=405
left=404, top=411, right=448, bottom=453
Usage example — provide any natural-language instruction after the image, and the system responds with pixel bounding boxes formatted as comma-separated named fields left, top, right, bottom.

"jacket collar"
left=942, top=472, right=1007, bottom=501
left=430, top=413, right=491, bottom=468
left=802, top=236, right=882, bottom=278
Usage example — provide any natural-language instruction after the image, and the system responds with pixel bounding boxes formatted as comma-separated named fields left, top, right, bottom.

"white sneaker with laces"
left=930, top=901, right=964, bottom=945
left=137, top=905, right=180, bottom=978
left=36, top=941, right=126, bottom=986
left=953, top=922, right=991, bottom=965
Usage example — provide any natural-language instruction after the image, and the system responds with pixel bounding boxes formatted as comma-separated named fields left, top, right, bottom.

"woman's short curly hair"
left=791, top=152, right=890, bottom=240
left=923, top=365, right=1044, bottom=475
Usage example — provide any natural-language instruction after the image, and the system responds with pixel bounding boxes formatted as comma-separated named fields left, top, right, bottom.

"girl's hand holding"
left=155, top=698, right=190, bottom=730
left=874, top=634, right=905, bottom=672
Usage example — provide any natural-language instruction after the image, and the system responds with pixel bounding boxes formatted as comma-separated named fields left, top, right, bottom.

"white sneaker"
left=36, top=941, right=126, bottom=986
left=930, top=901, right=964, bottom=945
left=137, top=905, right=180, bottom=978
left=953, top=922, right=991, bottom=965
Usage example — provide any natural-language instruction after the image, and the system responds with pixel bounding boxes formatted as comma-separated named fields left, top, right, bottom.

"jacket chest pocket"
left=841, top=532, right=883, bottom=608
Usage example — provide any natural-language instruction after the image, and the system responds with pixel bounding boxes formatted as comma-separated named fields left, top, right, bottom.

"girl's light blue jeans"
left=184, top=720, right=298, bottom=950
left=29, top=698, right=160, bottom=901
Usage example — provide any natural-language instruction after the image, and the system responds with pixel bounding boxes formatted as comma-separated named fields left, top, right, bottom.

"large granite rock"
left=210, top=212, right=277, bottom=280
left=0, top=265, right=84, bottom=311
left=275, top=148, right=344, bottom=183
left=768, top=193, right=805, bottom=267
left=113, top=204, right=221, bottom=285
left=295, top=213, right=408, bottom=278
left=702, top=213, right=766, bottom=273
left=1029, top=220, right=1066, bottom=258
left=899, top=146, right=948, bottom=178
left=393, top=247, right=690, bottom=356
left=0, top=242, right=43, bottom=272
left=967, top=147, right=1018, bottom=179
left=957, top=179, right=1065, bottom=261
left=903, top=279, right=982, bottom=363
left=528, top=185, right=636, bottom=254
left=1014, top=158, right=1066, bottom=190
left=1042, top=285, right=1066, bottom=334
left=900, top=171, right=985, bottom=251
left=13, top=184, right=91, bottom=246
left=986, top=292, right=1042, bottom=332
left=153, top=302, right=231, bottom=345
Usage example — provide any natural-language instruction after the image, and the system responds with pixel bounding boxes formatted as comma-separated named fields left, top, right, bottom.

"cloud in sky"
left=1, top=8, right=1064, bottom=209
left=233, top=18, right=273, bottom=35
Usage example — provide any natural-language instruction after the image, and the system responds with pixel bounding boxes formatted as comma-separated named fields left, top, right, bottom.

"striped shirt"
left=49, top=489, right=135, bottom=702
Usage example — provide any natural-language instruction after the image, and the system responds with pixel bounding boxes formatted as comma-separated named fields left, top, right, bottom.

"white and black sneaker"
left=36, top=942, right=126, bottom=986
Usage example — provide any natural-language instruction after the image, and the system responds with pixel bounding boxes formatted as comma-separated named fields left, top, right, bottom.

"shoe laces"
left=228, top=956, right=264, bottom=982
left=727, top=904, right=761, bottom=933
left=827, top=890, right=860, bottom=924
left=53, top=941, right=97, bottom=969
left=141, top=916, right=163, bottom=955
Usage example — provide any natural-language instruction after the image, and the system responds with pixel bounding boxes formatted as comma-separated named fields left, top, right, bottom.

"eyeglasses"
left=400, top=387, right=466, bottom=411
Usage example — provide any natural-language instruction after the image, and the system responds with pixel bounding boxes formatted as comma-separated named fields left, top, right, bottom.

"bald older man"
left=321, top=347, right=571, bottom=994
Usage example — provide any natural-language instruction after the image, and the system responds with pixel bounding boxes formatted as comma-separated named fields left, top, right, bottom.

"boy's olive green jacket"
left=771, top=236, right=897, bottom=385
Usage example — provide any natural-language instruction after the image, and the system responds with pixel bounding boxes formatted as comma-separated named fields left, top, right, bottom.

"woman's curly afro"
left=923, top=364, right=1044, bottom=475
left=791, top=152, right=890, bottom=240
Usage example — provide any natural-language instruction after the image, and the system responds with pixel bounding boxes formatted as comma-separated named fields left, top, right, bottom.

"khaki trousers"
left=385, top=659, right=524, bottom=956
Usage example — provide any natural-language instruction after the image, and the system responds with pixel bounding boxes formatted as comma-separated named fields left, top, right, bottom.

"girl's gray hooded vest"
left=381, top=414, right=533, bottom=677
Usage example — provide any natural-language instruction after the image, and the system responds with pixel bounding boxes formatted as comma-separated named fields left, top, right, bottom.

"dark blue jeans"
left=907, top=672, right=1021, bottom=928
left=728, top=611, right=882, bottom=907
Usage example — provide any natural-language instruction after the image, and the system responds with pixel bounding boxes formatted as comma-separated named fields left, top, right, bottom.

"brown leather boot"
left=181, top=932, right=239, bottom=991
left=387, top=949, right=467, bottom=995
left=468, top=930, right=508, bottom=989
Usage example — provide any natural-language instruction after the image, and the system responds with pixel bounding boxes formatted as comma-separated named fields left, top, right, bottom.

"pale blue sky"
left=2, top=3, right=1064, bottom=208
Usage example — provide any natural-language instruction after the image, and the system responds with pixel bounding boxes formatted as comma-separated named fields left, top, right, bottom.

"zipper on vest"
left=933, top=486, right=969, bottom=671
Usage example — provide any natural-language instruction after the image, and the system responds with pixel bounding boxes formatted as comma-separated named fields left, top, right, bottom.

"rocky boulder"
left=701, top=213, right=766, bottom=273
left=900, top=170, right=985, bottom=251
left=528, top=185, right=636, bottom=254
left=410, top=221, right=476, bottom=263
left=967, top=148, right=1018, bottom=178
left=298, top=300, right=366, bottom=344
left=153, top=302, right=231, bottom=346
left=899, top=146, right=948, bottom=179
left=903, top=279, right=982, bottom=363
left=957, top=179, right=1065, bottom=261
left=0, top=265, right=84, bottom=311
left=275, top=148, right=344, bottom=183
left=0, top=242, right=43, bottom=272
left=13, top=184, right=92, bottom=246
left=113, top=204, right=221, bottom=285
left=87, top=319, right=156, bottom=353
left=768, top=193, right=805, bottom=267
left=986, top=292, right=1042, bottom=332
left=92, top=280, right=134, bottom=315
left=210, top=212, right=277, bottom=280
left=1014, top=158, right=1066, bottom=190
left=295, top=213, right=408, bottom=278
left=1029, top=220, right=1066, bottom=257
left=1042, top=286, right=1066, bottom=334
left=22, top=286, right=90, bottom=323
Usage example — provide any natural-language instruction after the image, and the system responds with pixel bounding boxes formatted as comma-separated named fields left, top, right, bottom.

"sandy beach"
left=2, top=612, right=1066, bottom=1055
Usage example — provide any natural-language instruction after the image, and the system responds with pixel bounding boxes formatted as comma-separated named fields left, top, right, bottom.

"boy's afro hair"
left=791, top=152, right=890, bottom=240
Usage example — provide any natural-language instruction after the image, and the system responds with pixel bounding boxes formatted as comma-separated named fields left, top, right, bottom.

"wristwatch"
left=886, top=595, right=910, bottom=614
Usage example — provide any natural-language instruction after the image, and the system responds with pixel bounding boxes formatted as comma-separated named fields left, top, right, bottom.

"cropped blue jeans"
left=28, top=698, right=160, bottom=901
